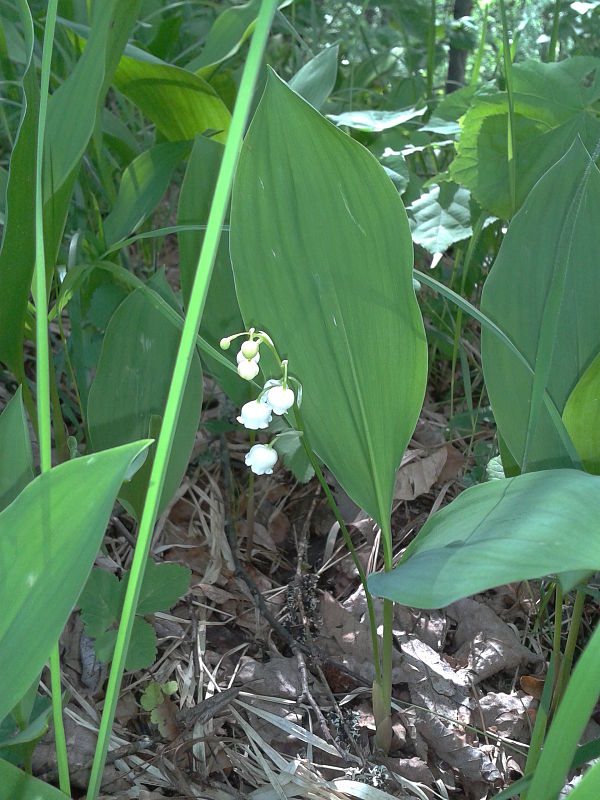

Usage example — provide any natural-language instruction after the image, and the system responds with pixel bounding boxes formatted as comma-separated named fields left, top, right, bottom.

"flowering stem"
left=246, top=429, right=256, bottom=558
left=294, top=404, right=382, bottom=685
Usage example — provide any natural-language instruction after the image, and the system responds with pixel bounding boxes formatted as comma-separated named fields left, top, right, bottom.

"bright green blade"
left=0, top=758, right=67, bottom=799
left=230, top=70, right=427, bottom=527
left=563, top=349, right=600, bottom=475
left=0, top=387, right=33, bottom=511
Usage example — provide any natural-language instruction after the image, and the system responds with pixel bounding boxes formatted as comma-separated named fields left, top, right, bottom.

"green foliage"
left=481, top=139, right=599, bottom=472
left=0, top=758, right=67, bottom=800
left=78, top=560, right=190, bottom=672
left=563, top=349, right=600, bottom=474
left=0, top=440, right=151, bottom=723
left=87, top=273, right=203, bottom=521
left=231, top=70, right=427, bottom=528
left=369, top=468, right=600, bottom=608
left=0, top=387, right=33, bottom=511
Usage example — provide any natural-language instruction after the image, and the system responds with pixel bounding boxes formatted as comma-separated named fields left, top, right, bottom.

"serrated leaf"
left=135, top=560, right=191, bottom=615
left=141, top=681, right=164, bottom=711
left=78, top=568, right=124, bottom=638
left=94, top=617, right=157, bottom=671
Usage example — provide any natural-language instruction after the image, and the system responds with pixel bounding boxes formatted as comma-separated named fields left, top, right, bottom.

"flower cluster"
left=221, top=329, right=296, bottom=475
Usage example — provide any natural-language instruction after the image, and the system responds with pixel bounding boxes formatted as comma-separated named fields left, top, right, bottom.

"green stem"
left=551, top=583, right=563, bottom=699
left=34, top=1, right=70, bottom=794
left=547, top=0, right=561, bottom=63
left=375, top=518, right=394, bottom=751
left=426, top=0, right=436, bottom=102
left=499, top=0, right=516, bottom=217
left=469, top=2, right=488, bottom=87
left=85, top=3, right=278, bottom=797
left=295, top=405, right=382, bottom=685
left=552, top=589, right=585, bottom=713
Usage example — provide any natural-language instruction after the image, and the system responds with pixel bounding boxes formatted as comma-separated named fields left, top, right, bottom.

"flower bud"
left=245, top=444, right=278, bottom=475
left=240, top=339, right=260, bottom=359
left=220, top=337, right=231, bottom=350
left=265, top=385, right=295, bottom=415
left=237, top=400, right=272, bottom=430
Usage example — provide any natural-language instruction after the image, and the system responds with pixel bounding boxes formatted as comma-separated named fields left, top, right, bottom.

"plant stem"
left=426, top=0, right=436, bottom=102
left=547, top=0, right=561, bottom=62
left=499, top=0, right=517, bottom=217
left=295, top=405, right=382, bottom=685
left=552, top=589, right=585, bottom=713
left=374, top=517, right=394, bottom=751
left=551, top=582, right=563, bottom=698
left=35, top=1, right=70, bottom=793
left=85, top=3, right=278, bottom=796
left=470, top=2, right=488, bottom=87
left=246, top=430, right=256, bottom=558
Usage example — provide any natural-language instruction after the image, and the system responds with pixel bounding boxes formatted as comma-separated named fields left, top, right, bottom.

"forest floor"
left=28, top=373, right=593, bottom=800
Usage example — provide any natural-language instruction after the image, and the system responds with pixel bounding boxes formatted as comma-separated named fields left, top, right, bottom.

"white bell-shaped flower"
left=237, top=399, right=272, bottom=430
left=245, top=443, right=278, bottom=475
left=265, top=385, right=295, bottom=415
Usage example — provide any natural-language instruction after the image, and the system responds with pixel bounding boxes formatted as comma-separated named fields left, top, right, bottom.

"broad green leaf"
left=289, top=45, right=339, bottom=111
left=113, top=55, right=230, bottom=143
left=0, top=387, right=33, bottom=511
left=230, top=71, right=427, bottom=526
left=563, top=350, right=600, bottom=474
left=177, top=136, right=246, bottom=404
left=449, top=57, right=600, bottom=217
left=368, top=468, right=600, bottom=609
left=327, top=106, right=426, bottom=132
left=407, top=183, right=472, bottom=254
left=0, top=758, right=67, bottom=799
left=87, top=280, right=203, bottom=521
left=78, top=568, right=124, bottom=638
left=481, top=139, right=600, bottom=472
left=0, top=440, right=151, bottom=723
left=135, top=560, right=191, bottom=615
left=103, top=141, right=191, bottom=246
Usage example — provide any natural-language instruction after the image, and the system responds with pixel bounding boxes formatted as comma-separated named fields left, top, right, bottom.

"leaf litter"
left=34, top=395, right=551, bottom=799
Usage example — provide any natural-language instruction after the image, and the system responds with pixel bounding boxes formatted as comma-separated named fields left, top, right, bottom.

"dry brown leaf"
left=394, top=448, right=447, bottom=501
left=448, top=599, right=537, bottom=682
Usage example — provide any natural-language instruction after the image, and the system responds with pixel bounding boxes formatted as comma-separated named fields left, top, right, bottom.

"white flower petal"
left=237, top=358, right=260, bottom=380
left=245, top=444, right=278, bottom=475
left=237, top=400, right=272, bottom=430
left=265, top=385, right=295, bottom=415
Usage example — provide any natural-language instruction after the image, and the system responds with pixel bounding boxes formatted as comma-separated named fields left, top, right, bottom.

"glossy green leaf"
left=0, top=759, right=67, bottom=800
left=87, top=279, right=203, bottom=521
left=368, top=468, right=600, bottom=609
left=289, top=45, right=339, bottom=111
left=407, top=183, right=472, bottom=254
left=177, top=135, right=246, bottom=404
left=563, top=350, right=600, bottom=474
left=327, top=106, right=426, bottom=132
left=103, top=141, right=191, bottom=246
left=0, top=387, right=33, bottom=511
left=481, top=139, right=600, bottom=472
left=0, top=440, right=151, bottom=723
left=449, top=57, right=600, bottom=218
left=230, top=71, right=427, bottom=526
left=113, top=54, right=230, bottom=143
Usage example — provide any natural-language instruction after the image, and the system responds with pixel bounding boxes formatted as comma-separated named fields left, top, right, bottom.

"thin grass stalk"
left=520, top=655, right=555, bottom=800
left=469, top=2, right=488, bottom=86
left=552, top=582, right=563, bottom=700
left=547, top=0, right=561, bottom=63
left=499, top=0, right=517, bottom=217
left=426, top=0, right=436, bottom=101
left=552, top=589, right=586, bottom=712
left=85, top=3, right=278, bottom=796
left=295, top=405, right=382, bottom=685
left=34, top=0, right=70, bottom=793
